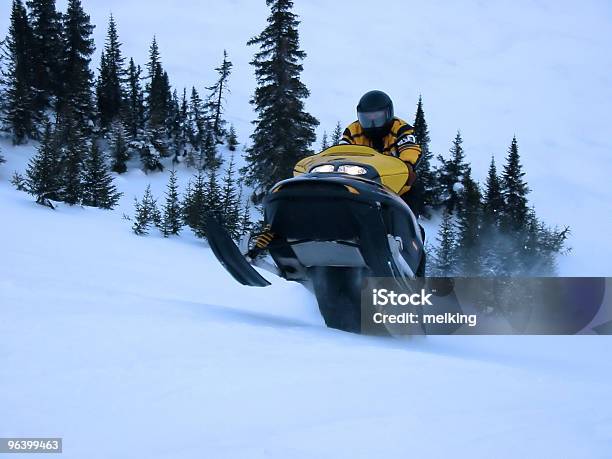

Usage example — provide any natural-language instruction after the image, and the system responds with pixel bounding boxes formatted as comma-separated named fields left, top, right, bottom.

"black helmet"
left=357, top=90, right=394, bottom=138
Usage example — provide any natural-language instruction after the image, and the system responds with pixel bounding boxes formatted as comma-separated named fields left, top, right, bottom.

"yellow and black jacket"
left=340, top=117, right=422, bottom=167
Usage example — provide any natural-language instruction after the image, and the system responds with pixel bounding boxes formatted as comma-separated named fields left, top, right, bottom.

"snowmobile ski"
left=206, top=216, right=271, bottom=287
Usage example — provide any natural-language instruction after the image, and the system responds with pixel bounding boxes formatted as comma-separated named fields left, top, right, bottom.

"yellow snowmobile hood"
left=293, top=145, right=409, bottom=195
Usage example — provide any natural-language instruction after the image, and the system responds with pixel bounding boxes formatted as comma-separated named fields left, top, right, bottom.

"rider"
left=340, top=90, right=422, bottom=212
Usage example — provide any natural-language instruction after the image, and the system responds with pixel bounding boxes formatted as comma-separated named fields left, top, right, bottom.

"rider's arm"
left=395, top=124, right=422, bottom=167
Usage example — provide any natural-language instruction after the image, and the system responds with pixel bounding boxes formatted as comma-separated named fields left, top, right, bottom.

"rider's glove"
left=395, top=134, right=421, bottom=165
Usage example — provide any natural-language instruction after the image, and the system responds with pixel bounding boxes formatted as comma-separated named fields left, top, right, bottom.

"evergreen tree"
left=187, top=86, right=205, bottom=165
left=60, top=126, right=87, bottom=205
left=204, top=165, right=222, bottom=223
left=220, top=155, right=241, bottom=238
left=81, top=142, right=122, bottom=208
left=124, top=58, right=144, bottom=139
left=0, top=0, right=40, bottom=144
left=11, top=171, right=28, bottom=191
left=320, top=131, right=328, bottom=150
left=96, top=14, right=125, bottom=128
left=172, top=87, right=190, bottom=160
left=201, top=123, right=220, bottom=170
left=239, top=200, right=252, bottom=236
left=182, top=171, right=207, bottom=237
left=27, top=0, right=63, bottom=111
left=161, top=169, right=182, bottom=236
left=482, top=156, right=504, bottom=229
left=109, top=121, right=129, bottom=173
left=455, top=167, right=482, bottom=275
left=145, top=37, right=170, bottom=133
left=500, top=136, right=530, bottom=232
left=436, top=131, right=469, bottom=214
left=245, top=0, right=319, bottom=202
left=227, top=124, right=238, bottom=151
left=24, top=123, right=62, bottom=206
left=412, top=95, right=437, bottom=216
left=132, top=184, right=159, bottom=235
left=206, top=49, right=232, bottom=142
left=57, top=0, right=95, bottom=131
left=0, top=147, right=4, bottom=165
left=331, top=121, right=343, bottom=145
left=430, top=209, right=457, bottom=276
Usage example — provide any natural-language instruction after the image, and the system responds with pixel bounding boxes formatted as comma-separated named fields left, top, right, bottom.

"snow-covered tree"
left=412, top=95, right=437, bottom=216
left=227, top=124, right=238, bottom=151
left=132, top=184, right=160, bottom=235
left=182, top=171, right=207, bottom=237
left=244, top=0, right=319, bottom=202
left=500, top=136, right=530, bottom=233
left=429, top=209, right=457, bottom=276
left=57, top=0, right=95, bottom=131
left=436, top=131, right=469, bottom=214
left=59, top=126, right=87, bottom=205
left=220, top=154, right=241, bottom=238
left=24, top=123, right=62, bottom=206
left=81, top=143, right=122, bottom=209
left=161, top=169, right=182, bottom=236
left=27, top=0, right=63, bottom=111
left=96, top=14, right=126, bottom=128
left=0, top=0, right=40, bottom=143
left=455, top=167, right=482, bottom=275
left=109, top=121, right=129, bottom=173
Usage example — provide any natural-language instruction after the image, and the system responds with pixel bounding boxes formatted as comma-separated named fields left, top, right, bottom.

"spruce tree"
left=482, top=156, right=504, bottom=229
left=455, top=167, right=482, bottom=275
left=124, top=58, right=144, bottom=139
left=320, top=131, right=329, bottom=150
left=109, top=121, right=129, bottom=173
left=430, top=209, right=457, bottom=276
left=220, top=155, right=241, bottom=238
left=182, top=171, right=207, bottom=237
left=412, top=95, right=437, bottom=216
left=132, top=185, right=159, bottom=235
left=202, top=124, right=220, bottom=169
left=96, top=14, right=126, bottom=128
left=161, top=169, right=182, bottom=236
left=245, top=0, right=319, bottom=201
left=57, top=0, right=95, bottom=131
left=500, top=136, right=530, bottom=232
left=331, top=121, right=343, bottom=145
left=24, top=123, right=62, bottom=206
left=206, top=50, right=232, bottom=142
left=204, top=165, right=222, bottom=222
left=0, top=147, right=4, bottom=166
left=436, top=131, right=469, bottom=214
left=171, top=87, right=190, bottom=160
left=227, top=124, right=238, bottom=151
left=1, top=0, right=40, bottom=144
left=60, top=127, right=87, bottom=205
left=187, top=86, right=205, bottom=165
left=27, top=0, right=63, bottom=111
left=81, top=143, right=122, bottom=209
left=239, top=201, right=253, bottom=236
left=144, top=37, right=170, bottom=148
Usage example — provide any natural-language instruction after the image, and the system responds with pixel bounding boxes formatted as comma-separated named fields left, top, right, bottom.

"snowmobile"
left=207, top=144, right=426, bottom=333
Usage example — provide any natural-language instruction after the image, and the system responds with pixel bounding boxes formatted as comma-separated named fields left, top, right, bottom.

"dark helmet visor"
left=358, top=109, right=389, bottom=129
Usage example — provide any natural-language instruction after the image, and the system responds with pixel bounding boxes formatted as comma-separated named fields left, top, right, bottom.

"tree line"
left=0, top=0, right=238, bottom=209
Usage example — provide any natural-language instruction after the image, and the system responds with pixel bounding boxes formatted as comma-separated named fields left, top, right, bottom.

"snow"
left=1, top=142, right=612, bottom=458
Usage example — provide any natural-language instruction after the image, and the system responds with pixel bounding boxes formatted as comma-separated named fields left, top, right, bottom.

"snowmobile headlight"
left=337, top=165, right=367, bottom=176
left=311, top=164, right=335, bottom=173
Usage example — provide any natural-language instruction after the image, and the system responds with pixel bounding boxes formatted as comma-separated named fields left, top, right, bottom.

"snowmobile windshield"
left=358, top=109, right=388, bottom=129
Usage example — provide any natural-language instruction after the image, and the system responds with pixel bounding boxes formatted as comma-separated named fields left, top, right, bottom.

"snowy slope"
left=2, top=144, right=612, bottom=458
